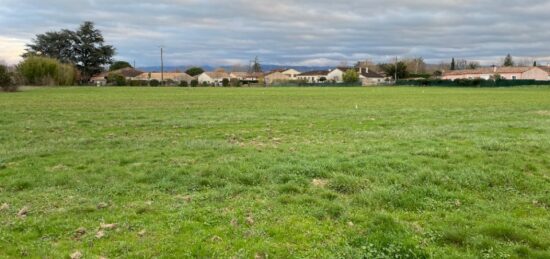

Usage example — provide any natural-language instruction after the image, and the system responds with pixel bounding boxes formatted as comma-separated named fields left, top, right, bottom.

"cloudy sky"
left=1, top=0, right=550, bottom=67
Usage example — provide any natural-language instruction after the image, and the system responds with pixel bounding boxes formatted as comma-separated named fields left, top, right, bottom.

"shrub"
left=107, top=73, right=126, bottom=86
left=222, top=78, right=230, bottom=87
left=190, top=79, right=199, bottom=87
left=230, top=78, right=241, bottom=87
left=17, top=56, right=77, bottom=86
left=179, top=81, right=188, bottom=87
left=0, top=65, right=18, bottom=92
left=128, top=80, right=148, bottom=86
left=165, top=79, right=175, bottom=86
left=150, top=79, right=160, bottom=87
left=343, top=69, right=359, bottom=83
left=201, top=81, right=209, bottom=87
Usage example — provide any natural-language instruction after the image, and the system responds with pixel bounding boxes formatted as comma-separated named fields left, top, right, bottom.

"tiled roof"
left=205, top=72, right=230, bottom=79
left=299, top=70, right=330, bottom=76
left=360, top=70, right=384, bottom=78
left=444, top=67, right=532, bottom=76
left=537, top=66, right=550, bottom=74
left=134, top=72, right=194, bottom=81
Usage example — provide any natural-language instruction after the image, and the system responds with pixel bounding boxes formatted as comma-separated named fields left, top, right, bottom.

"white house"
left=281, top=69, right=301, bottom=79
left=198, top=71, right=230, bottom=85
left=326, top=67, right=349, bottom=82
left=357, top=67, right=385, bottom=85
left=296, top=70, right=330, bottom=83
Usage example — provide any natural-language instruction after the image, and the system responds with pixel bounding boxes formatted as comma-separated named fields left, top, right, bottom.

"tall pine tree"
left=503, top=54, right=514, bottom=67
left=450, top=58, right=456, bottom=70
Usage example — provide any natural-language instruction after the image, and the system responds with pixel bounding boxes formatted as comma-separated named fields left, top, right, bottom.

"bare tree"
left=468, top=61, right=481, bottom=69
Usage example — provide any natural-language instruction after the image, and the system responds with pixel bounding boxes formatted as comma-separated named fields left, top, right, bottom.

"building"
left=198, top=71, right=230, bottom=85
left=443, top=67, right=550, bottom=81
left=230, top=72, right=263, bottom=83
left=296, top=70, right=330, bottom=83
left=358, top=67, right=386, bottom=85
left=90, top=67, right=144, bottom=86
left=537, top=66, right=550, bottom=80
left=281, top=69, right=301, bottom=79
left=134, top=72, right=194, bottom=84
left=264, top=71, right=290, bottom=85
left=325, top=67, right=385, bottom=85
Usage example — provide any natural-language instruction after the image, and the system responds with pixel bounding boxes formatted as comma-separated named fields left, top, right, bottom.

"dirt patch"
left=70, top=251, right=82, bottom=259
left=534, top=110, right=550, bottom=116
left=17, top=206, right=29, bottom=218
left=312, top=179, right=328, bottom=188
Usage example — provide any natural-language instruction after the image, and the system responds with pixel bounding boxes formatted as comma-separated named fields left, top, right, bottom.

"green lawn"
left=1, top=87, right=550, bottom=258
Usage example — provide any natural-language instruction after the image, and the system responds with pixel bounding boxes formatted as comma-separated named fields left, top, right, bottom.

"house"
left=443, top=67, right=549, bottom=81
left=325, top=67, right=385, bottom=85
left=198, top=71, right=230, bottom=85
left=264, top=71, right=290, bottom=85
left=326, top=67, right=348, bottom=82
left=357, top=67, right=385, bottom=85
left=281, top=69, right=301, bottom=79
left=90, top=67, right=144, bottom=86
left=537, top=66, right=550, bottom=80
left=230, top=72, right=263, bottom=84
left=134, top=72, right=194, bottom=84
left=296, top=70, right=330, bottom=83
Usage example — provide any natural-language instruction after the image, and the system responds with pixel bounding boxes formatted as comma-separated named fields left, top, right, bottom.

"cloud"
left=0, top=0, right=549, bottom=66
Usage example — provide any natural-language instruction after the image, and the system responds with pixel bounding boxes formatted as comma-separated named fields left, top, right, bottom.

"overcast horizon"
left=1, top=0, right=550, bottom=67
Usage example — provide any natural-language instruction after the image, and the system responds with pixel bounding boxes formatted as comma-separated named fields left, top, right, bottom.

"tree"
left=110, top=61, right=132, bottom=71
left=24, top=21, right=115, bottom=82
left=185, top=67, right=204, bottom=77
left=251, top=56, right=262, bottom=73
left=0, top=65, right=17, bottom=92
left=342, top=69, right=359, bottom=83
left=229, top=78, right=241, bottom=87
left=150, top=79, right=160, bottom=87
left=107, top=73, right=126, bottom=86
left=73, top=22, right=115, bottom=80
left=222, top=78, right=230, bottom=87
left=455, top=59, right=468, bottom=70
left=534, top=61, right=537, bottom=67
left=179, top=81, right=188, bottom=87
left=379, top=62, right=409, bottom=80
left=468, top=61, right=480, bottom=69
left=23, top=29, right=77, bottom=63
left=503, top=54, right=514, bottom=67
left=450, top=58, right=456, bottom=70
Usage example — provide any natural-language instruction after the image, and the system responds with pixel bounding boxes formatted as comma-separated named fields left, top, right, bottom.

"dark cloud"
left=1, top=0, right=549, bottom=66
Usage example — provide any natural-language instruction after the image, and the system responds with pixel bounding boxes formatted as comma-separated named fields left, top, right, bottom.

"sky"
left=1, top=0, right=550, bottom=67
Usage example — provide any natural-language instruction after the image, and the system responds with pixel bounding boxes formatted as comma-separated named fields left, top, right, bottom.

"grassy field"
left=1, top=86, right=550, bottom=258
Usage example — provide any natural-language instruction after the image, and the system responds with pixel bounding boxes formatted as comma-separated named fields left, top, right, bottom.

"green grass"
left=1, top=86, right=550, bottom=258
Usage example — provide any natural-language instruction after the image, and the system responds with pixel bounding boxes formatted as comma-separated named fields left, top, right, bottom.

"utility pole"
left=133, top=60, right=136, bottom=69
left=160, top=47, right=164, bottom=85
left=394, top=56, right=398, bottom=82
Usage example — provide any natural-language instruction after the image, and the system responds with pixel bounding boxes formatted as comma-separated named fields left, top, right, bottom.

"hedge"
left=396, top=79, right=550, bottom=87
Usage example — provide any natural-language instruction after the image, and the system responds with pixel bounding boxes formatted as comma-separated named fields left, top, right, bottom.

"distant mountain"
left=137, top=64, right=333, bottom=73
